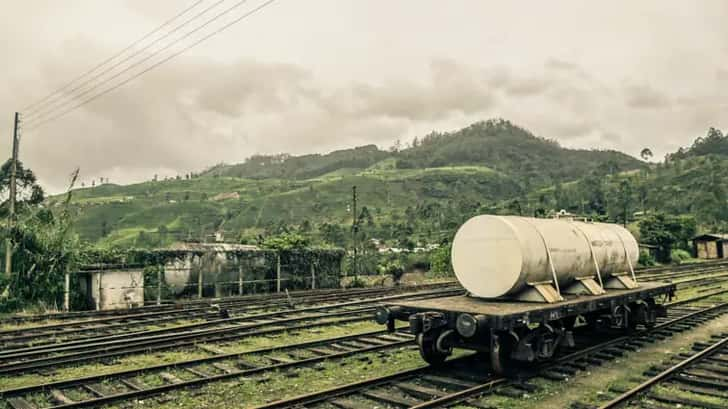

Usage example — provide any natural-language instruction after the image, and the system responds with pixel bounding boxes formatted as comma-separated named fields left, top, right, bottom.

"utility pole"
left=351, top=186, right=358, bottom=281
left=5, top=113, right=20, bottom=279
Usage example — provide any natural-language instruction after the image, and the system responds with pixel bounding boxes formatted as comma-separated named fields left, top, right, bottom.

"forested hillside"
left=51, top=120, right=728, bottom=250
left=203, top=119, right=643, bottom=186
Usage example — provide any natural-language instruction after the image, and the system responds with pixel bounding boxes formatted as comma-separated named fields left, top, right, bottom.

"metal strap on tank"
left=571, top=222, right=605, bottom=290
left=610, top=225, right=637, bottom=283
left=520, top=218, right=561, bottom=297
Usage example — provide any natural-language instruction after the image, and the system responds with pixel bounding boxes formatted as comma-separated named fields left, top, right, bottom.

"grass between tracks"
left=108, top=346, right=426, bottom=409
left=0, top=320, right=381, bottom=391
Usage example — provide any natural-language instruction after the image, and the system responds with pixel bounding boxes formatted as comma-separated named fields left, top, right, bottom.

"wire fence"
left=64, top=255, right=342, bottom=311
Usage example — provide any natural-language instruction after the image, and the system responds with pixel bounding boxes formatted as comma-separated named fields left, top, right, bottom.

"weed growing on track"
left=114, top=346, right=424, bottom=409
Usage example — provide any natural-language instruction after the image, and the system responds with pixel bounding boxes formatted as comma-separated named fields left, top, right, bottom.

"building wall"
left=91, top=270, right=145, bottom=310
left=695, top=240, right=719, bottom=259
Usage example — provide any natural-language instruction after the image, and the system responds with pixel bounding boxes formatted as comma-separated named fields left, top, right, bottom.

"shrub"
left=638, top=250, right=657, bottom=267
left=379, top=260, right=405, bottom=285
left=429, top=243, right=454, bottom=277
left=670, top=249, right=692, bottom=264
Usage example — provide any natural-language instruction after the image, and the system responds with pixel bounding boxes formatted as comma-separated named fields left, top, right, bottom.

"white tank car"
left=451, top=215, right=639, bottom=299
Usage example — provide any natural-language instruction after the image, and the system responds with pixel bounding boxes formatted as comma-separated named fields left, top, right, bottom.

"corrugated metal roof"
left=692, top=233, right=728, bottom=241
left=162, top=242, right=261, bottom=252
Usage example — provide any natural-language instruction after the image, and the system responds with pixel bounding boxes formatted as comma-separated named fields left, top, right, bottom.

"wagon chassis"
left=377, top=282, right=676, bottom=374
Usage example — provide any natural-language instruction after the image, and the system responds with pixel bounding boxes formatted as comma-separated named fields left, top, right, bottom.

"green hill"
left=54, top=119, right=650, bottom=248
left=203, top=119, right=642, bottom=185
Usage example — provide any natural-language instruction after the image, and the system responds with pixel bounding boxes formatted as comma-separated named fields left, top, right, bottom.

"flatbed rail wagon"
left=374, top=215, right=676, bottom=373
left=376, top=281, right=674, bottom=373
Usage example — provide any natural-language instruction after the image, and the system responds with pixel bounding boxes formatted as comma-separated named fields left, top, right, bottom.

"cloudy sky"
left=1, top=1, right=727, bottom=192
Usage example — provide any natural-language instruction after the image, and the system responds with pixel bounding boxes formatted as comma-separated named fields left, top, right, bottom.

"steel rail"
left=411, top=300, right=728, bottom=408
left=0, top=283, right=458, bottom=338
left=0, top=287, right=464, bottom=352
left=254, top=297, right=728, bottom=409
left=0, top=282, right=457, bottom=325
left=0, top=289, right=464, bottom=374
left=0, top=329, right=414, bottom=403
left=597, top=335, right=728, bottom=409
left=12, top=336, right=416, bottom=408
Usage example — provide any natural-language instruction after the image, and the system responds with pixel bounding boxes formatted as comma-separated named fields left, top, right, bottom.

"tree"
left=0, top=159, right=45, bottom=213
left=1, top=169, right=80, bottom=310
left=639, top=213, right=696, bottom=262
left=617, top=180, right=632, bottom=227
left=430, top=242, right=453, bottom=277
left=261, top=232, right=309, bottom=250
left=640, top=148, right=653, bottom=161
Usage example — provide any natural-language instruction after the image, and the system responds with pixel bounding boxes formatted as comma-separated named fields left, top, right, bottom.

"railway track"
left=1, top=265, right=724, bottom=376
left=0, top=287, right=464, bottom=375
left=0, top=285, right=462, bottom=349
left=5, top=260, right=726, bottom=351
left=252, top=291, right=728, bottom=409
left=0, top=283, right=455, bottom=334
left=2, top=259, right=723, bottom=328
left=0, top=262, right=726, bottom=408
left=0, top=329, right=417, bottom=409
left=4, top=288, right=720, bottom=409
left=594, top=333, right=728, bottom=409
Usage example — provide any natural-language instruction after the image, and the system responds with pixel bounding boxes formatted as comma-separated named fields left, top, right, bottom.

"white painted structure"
left=451, top=215, right=638, bottom=301
left=90, top=269, right=144, bottom=310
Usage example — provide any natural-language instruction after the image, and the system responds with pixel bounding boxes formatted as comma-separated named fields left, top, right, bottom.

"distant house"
left=692, top=234, right=728, bottom=259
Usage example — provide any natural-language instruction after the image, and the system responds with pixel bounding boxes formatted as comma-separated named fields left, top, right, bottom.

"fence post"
left=64, top=271, right=70, bottom=311
left=156, top=267, right=162, bottom=306
left=96, top=272, right=102, bottom=311
left=198, top=269, right=203, bottom=299
left=276, top=253, right=281, bottom=293
left=238, top=262, right=243, bottom=295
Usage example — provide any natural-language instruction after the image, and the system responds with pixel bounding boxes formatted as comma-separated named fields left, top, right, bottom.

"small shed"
left=692, top=234, right=728, bottom=259
left=638, top=243, right=660, bottom=260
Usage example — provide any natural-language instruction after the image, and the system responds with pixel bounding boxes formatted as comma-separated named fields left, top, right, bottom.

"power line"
left=24, top=0, right=231, bottom=121
left=22, top=0, right=207, bottom=115
left=26, top=0, right=275, bottom=129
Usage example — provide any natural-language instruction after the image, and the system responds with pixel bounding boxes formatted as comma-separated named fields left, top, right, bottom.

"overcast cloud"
left=1, top=0, right=727, bottom=192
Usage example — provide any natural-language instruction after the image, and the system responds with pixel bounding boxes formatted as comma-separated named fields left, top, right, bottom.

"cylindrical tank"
left=451, top=215, right=638, bottom=298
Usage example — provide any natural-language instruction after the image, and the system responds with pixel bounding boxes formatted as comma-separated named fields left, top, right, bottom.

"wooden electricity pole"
left=351, top=185, right=358, bottom=281
left=5, top=112, right=20, bottom=279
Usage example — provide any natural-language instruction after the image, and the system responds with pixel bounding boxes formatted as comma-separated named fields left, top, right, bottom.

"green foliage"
left=670, top=249, right=692, bottom=264
left=260, top=233, right=309, bottom=250
left=638, top=249, right=657, bottom=267
left=639, top=213, right=697, bottom=262
left=0, top=172, right=79, bottom=312
left=379, top=260, right=405, bottom=284
left=47, top=121, right=728, bottom=261
left=668, top=127, right=728, bottom=160
left=0, top=159, right=45, bottom=216
left=430, top=242, right=453, bottom=277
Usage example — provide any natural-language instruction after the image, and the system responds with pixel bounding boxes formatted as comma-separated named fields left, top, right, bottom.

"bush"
left=638, top=250, right=657, bottom=267
left=346, top=277, right=367, bottom=288
left=378, top=260, right=405, bottom=284
left=429, top=243, right=454, bottom=277
left=670, top=249, right=692, bottom=264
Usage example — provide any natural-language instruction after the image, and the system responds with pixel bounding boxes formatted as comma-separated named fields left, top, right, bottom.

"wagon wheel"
left=416, top=330, right=451, bottom=367
left=490, top=332, right=517, bottom=375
